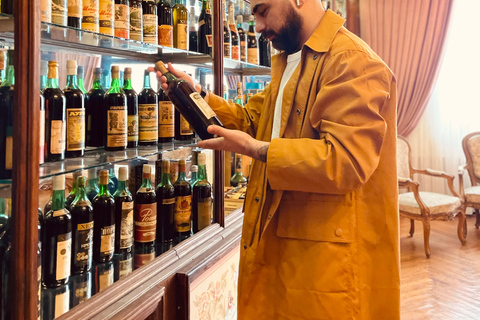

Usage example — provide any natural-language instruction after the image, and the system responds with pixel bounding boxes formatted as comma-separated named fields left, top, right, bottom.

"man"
left=154, top=0, right=400, bottom=318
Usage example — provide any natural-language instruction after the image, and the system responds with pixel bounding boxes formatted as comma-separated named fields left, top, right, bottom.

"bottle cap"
left=191, top=165, right=198, bottom=173
left=162, top=160, right=170, bottom=174
left=67, top=60, right=77, bottom=76
left=99, top=170, right=109, bottom=185
left=143, top=164, right=151, bottom=174
left=144, top=69, right=150, bottom=76
left=237, top=15, right=243, bottom=24
left=154, top=61, right=169, bottom=74
left=111, top=65, right=119, bottom=78
left=48, top=60, right=58, bottom=68
left=52, top=175, right=65, bottom=191
left=77, top=176, right=87, bottom=188
left=179, top=159, right=186, bottom=172
left=249, top=15, right=255, bottom=22
left=198, top=153, right=206, bottom=166
left=77, top=66, right=84, bottom=78
left=118, top=166, right=128, bottom=181
left=124, top=67, right=131, bottom=74
left=94, top=67, right=102, bottom=78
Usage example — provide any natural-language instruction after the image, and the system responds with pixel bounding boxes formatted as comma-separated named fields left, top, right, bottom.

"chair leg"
left=476, top=209, right=480, bottom=229
left=409, top=219, right=415, bottom=237
left=422, top=220, right=431, bottom=258
left=458, top=210, right=467, bottom=245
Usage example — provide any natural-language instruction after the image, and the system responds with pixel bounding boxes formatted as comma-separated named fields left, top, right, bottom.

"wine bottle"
left=82, top=0, right=100, bottom=33
left=99, top=0, right=115, bottom=36
left=86, top=168, right=100, bottom=202
left=77, top=66, right=87, bottom=94
left=174, top=159, right=192, bottom=243
left=156, top=160, right=174, bottom=253
left=104, top=65, right=128, bottom=151
left=123, top=67, right=138, bottom=148
left=40, top=60, right=48, bottom=91
left=143, top=0, right=158, bottom=45
left=94, top=261, right=114, bottom=293
left=189, top=165, right=197, bottom=188
left=259, top=34, right=271, bottom=67
left=67, top=0, right=82, bottom=28
left=70, top=176, right=94, bottom=274
left=235, top=81, right=243, bottom=106
left=223, top=9, right=231, bottom=59
left=134, top=245, right=155, bottom=268
left=43, top=175, right=72, bottom=288
left=192, top=153, right=212, bottom=233
left=129, top=0, right=143, bottom=42
left=114, top=0, right=130, bottom=39
left=93, top=170, right=115, bottom=263
left=228, top=4, right=239, bottom=60
left=65, top=171, right=81, bottom=209
left=247, top=15, right=258, bottom=65
left=198, top=0, right=212, bottom=55
left=43, top=60, right=66, bottom=162
left=135, top=164, right=157, bottom=250
left=86, top=68, right=105, bottom=147
left=237, top=15, right=247, bottom=62
left=114, top=167, right=134, bottom=254
left=0, top=50, right=14, bottom=180
left=154, top=61, right=223, bottom=140
left=188, top=7, right=198, bottom=52
left=230, top=153, right=248, bottom=187
left=157, top=88, right=174, bottom=143
left=138, top=70, right=158, bottom=145
left=41, top=284, right=70, bottom=319
left=157, top=0, right=173, bottom=47
left=172, top=0, right=188, bottom=50
left=52, top=0, right=67, bottom=26
left=64, top=60, right=86, bottom=158
left=41, top=0, right=52, bottom=23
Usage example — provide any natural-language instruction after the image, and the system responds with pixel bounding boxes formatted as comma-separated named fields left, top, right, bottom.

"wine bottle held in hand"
left=154, top=61, right=223, bottom=140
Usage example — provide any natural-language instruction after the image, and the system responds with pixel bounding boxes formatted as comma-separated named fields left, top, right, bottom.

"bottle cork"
left=154, top=61, right=169, bottom=74
left=111, top=65, right=120, bottom=79
left=198, top=153, right=206, bottom=166
left=118, top=166, right=128, bottom=181
left=67, top=60, right=77, bottom=76
left=53, top=175, right=65, bottom=191
left=162, top=160, right=170, bottom=174
left=77, top=176, right=87, bottom=188
left=99, top=170, right=109, bottom=185
left=124, top=67, right=132, bottom=80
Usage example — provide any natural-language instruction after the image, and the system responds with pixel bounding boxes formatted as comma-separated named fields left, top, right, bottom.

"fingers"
left=196, top=137, right=226, bottom=151
left=167, top=62, right=183, bottom=78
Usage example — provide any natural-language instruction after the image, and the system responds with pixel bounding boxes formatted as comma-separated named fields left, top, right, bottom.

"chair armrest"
left=458, top=164, right=467, bottom=198
left=398, top=178, right=430, bottom=216
left=414, top=169, right=462, bottom=200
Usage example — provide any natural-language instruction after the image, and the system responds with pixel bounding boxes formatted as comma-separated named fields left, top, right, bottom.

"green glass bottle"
left=114, top=167, right=134, bottom=254
left=192, top=153, right=212, bottom=233
left=138, top=70, right=158, bottom=145
left=77, top=66, right=88, bottom=94
left=189, top=165, right=197, bottom=188
left=173, top=0, right=188, bottom=50
left=86, top=168, right=100, bottom=202
left=86, top=68, right=105, bottom=147
left=40, top=60, right=48, bottom=91
left=104, top=65, right=127, bottom=151
left=0, top=50, right=14, bottom=180
left=123, top=67, right=138, bottom=148
left=174, top=159, right=192, bottom=243
left=230, top=153, right=248, bottom=187
left=65, top=170, right=81, bottom=209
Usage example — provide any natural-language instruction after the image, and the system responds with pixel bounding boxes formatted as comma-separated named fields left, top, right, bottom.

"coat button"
left=335, top=228, right=343, bottom=237
left=255, top=197, right=260, bottom=202
left=313, top=54, right=318, bottom=60
left=296, top=108, right=301, bottom=115
left=244, top=245, right=247, bottom=249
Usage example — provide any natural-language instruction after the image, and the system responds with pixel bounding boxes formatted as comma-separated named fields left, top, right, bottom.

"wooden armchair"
left=459, top=132, right=480, bottom=229
left=397, top=136, right=466, bottom=258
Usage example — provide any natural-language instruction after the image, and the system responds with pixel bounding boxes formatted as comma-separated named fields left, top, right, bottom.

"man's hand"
left=147, top=62, right=202, bottom=94
left=197, top=125, right=269, bottom=162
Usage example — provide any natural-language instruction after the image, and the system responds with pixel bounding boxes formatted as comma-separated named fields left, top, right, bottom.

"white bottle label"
left=120, top=202, right=134, bottom=249
left=56, top=233, right=71, bottom=281
left=189, top=92, right=216, bottom=119
left=50, top=120, right=66, bottom=155
left=41, top=0, right=52, bottom=23
left=143, top=14, right=158, bottom=44
left=54, top=288, right=70, bottom=318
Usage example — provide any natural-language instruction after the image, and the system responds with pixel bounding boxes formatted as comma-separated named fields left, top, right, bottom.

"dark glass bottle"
left=0, top=198, right=10, bottom=320
left=104, top=65, right=128, bottom=151
left=156, top=160, right=175, bottom=253
left=86, top=68, right=105, bottom=148
left=228, top=4, right=239, bottom=60
left=67, top=0, right=82, bottom=28
left=259, top=34, right=271, bottom=67
left=134, top=245, right=155, bottom=269
left=192, top=153, right=212, bottom=233
left=114, top=252, right=133, bottom=280
left=247, top=15, right=258, bottom=65
left=174, top=159, right=192, bottom=243
left=223, top=9, right=231, bottom=59
left=1, top=0, right=13, bottom=15
left=43, top=60, right=66, bottom=162
left=123, top=67, right=138, bottom=148
left=65, top=171, right=81, bottom=209
left=86, top=168, right=100, bottom=202
left=70, top=271, right=92, bottom=308
left=114, top=167, right=134, bottom=254
left=157, top=88, right=174, bottom=143
left=129, top=0, right=143, bottom=42
left=142, top=0, right=158, bottom=45
left=52, top=0, right=68, bottom=26
left=157, top=0, right=173, bottom=47
left=175, top=110, right=194, bottom=141
left=64, top=60, right=86, bottom=158
left=114, top=0, right=130, bottom=39
left=188, top=8, right=198, bottom=52
left=93, top=170, right=115, bottom=263
left=94, top=261, right=114, bottom=293
left=172, top=0, right=188, bottom=50
left=155, top=61, right=223, bottom=140
left=134, top=164, right=157, bottom=250
left=198, top=0, right=212, bottom=55
left=237, top=15, right=247, bottom=62
left=0, top=50, right=14, bottom=179
left=70, top=176, right=94, bottom=274
left=43, top=175, right=72, bottom=288
left=138, top=70, right=158, bottom=145
left=41, top=283, right=70, bottom=320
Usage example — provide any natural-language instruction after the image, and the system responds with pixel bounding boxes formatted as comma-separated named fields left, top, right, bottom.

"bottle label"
left=163, top=198, right=175, bottom=205
left=196, top=197, right=212, bottom=231
left=120, top=201, right=134, bottom=249
left=68, top=0, right=82, bottom=18
left=130, top=6, right=143, bottom=41
left=74, top=221, right=94, bottom=269
left=190, top=92, right=216, bottom=120
left=158, top=101, right=174, bottom=138
left=134, top=252, right=155, bottom=269
left=248, top=48, right=258, bottom=64
left=5, top=127, right=12, bottom=170
left=99, top=0, right=114, bottom=36
left=205, top=9, right=211, bottom=14
left=74, top=276, right=91, bottom=304
left=67, top=108, right=86, bottom=151
left=138, top=104, right=158, bottom=143
left=54, top=289, right=70, bottom=318
left=52, top=0, right=67, bottom=26
left=107, top=107, right=127, bottom=148
left=83, top=0, right=100, bottom=32
left=180, top=115, right=193, bottom=135
left=114, top=4, right=130, bottom=39
left=224, top=43, right=231, bottom=58
left=240, top=41, right=247, bottom=61
left=127, top=115, right=139, bottom=142
left=41, top=0, right=52, bottom=23
left=176, top=20, right=188, bottom=50
left=175, top=195, right=192, bottom=232
left=232, top=45, right=240, bottom=60
left=119, top=257, right=133, bottom=279
left=53, top=209, right=68, bottom=217
left=50, top=120, right=66, bottom=155
left=159, top=25, right=173, bottom=47
left=56, top=232, right=72, bottom=281
left=98, top=266, right=114, bottom=291
left=143, top=14, right=158, bottom=45
left=100, top=225, right=115, bottom=255
left=39, top=110, right=45, bottom=164
left=134, top=202, right=157, bottom=242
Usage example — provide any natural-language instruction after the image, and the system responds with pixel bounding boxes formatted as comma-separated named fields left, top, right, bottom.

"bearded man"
left=154, top=0, right=400, bottom=319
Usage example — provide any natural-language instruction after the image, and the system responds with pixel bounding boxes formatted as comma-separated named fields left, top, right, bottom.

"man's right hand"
left=148, top=62, right=201, bottom=93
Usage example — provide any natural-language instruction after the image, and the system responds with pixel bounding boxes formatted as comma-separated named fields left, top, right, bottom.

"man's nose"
left=255, top=18, right=265, bottom=34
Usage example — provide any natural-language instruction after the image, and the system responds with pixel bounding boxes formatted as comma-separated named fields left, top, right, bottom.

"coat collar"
left=304, top=9, right=346, bottom=53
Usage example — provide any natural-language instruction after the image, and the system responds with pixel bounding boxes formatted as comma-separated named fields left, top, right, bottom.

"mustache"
left=261, top=30, right=276, bottom=39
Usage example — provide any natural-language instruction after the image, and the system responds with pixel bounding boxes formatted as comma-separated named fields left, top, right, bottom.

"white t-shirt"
left=271, top=50, right=302, bottom=140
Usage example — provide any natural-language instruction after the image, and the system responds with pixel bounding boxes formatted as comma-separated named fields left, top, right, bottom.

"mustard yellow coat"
left=207, top=10, right=400, bottom=320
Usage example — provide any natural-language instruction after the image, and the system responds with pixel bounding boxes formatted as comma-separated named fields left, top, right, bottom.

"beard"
left=262, top=4, right=304, bottom=54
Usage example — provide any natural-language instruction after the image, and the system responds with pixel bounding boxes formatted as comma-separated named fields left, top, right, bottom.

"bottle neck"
left=202, top=0, right=210, bottom=11
left=78, top=78, right=87, bottom=93
left=3, top=65, right=14, bottom=87
left=198, top=164, right=207, bottom=181
left=40, top=75, right=47, bottom=90
left=51, top=189, right=66, bottom=211
left=92, top=77, right=102, bottom=90
left=163, top=71, right=177, bottom=84
left=66, top=74, right=79, bottom=89
left=115, top=180, right=129, bottom=195
left=141, top=175, right=153, bottom=189
left=87, top=177, right=98, bottom=188
left=123, top=78, right=133, bottom=90
left=143, top=74, right=151, bottom=90
left=161, top=172, right=172, bottom=186
left=108, top=77, right=122, bottom=94
left=46, top=77, right=59, bottom=89
left=175, top=0, right=182, bottom=4
left=98, top=183, right=111, bottom=197
left=74, top=184, right=90, bottom=203
left=191, top=172, right=197, bottom=182
left=177, top=171, right=186, bottom=182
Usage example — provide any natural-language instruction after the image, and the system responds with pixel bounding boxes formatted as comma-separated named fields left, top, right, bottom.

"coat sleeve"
left=266, top=50, right=395, bottom=194
left=206, top=85, right=270, bottom=137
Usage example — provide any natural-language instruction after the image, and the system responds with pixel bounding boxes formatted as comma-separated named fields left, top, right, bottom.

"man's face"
left=251, top=0, right=304, bottom=54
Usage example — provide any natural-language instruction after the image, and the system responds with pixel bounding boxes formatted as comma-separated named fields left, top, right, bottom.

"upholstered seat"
left=459, top=132, right=480, bottom=228
left=464, top=186, right=480, bottom=204
left=399, top=192, right=462, bottom=216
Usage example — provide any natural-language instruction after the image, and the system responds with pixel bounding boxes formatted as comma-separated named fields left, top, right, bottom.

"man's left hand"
left=197, top=125, right=270, bottom=162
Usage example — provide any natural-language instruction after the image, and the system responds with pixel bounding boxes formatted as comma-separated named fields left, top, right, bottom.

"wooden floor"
left=400, top=215, right=480, bottom=319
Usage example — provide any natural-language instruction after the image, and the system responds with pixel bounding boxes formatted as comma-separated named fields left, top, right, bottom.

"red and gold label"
left=134, top=203, right=157, bottom=242
left=159, top=25, right=173, bottom=47
left=175, top=195, right=192, bottom=232
left=158, top=101, right=174, bottom=138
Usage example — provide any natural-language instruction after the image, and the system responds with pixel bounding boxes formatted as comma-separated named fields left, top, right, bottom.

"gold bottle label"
left=130, top=6, right=143, bottom=41
left=127, top=115, right=138, bottom=142
left=176, top=20, right=187, bottom=49
left=180, top=115, right=193, bottom=135
left=100, top=225, right=115, bottom=255
left=138, top=104, right=158, bottom=143
left=248, top=48, right=258, bottom=64
left=175, top=195, right=192, bottom=232
left=99, top=0, right=114, bottom=36
left=52, top=0, right=67, bottom=26
left=67, top=108, right=86, bottom=151
left=158, top=101, right=174, bottom=138
left=107, top=107, right=127, bottom=148
left=68, top=0, right=82, bottom=18
left=159, top=25, right=173, bottom=47
left=50, top=120, right=66, bottom=155
left=56, top=233, right=71, bottom=281
left=41, top=0, right=52, bottom=23
left=83, top=0, right=99, bottom=32
left=196, top=197, right=212, bottom=231
left=120, top=202, right=134, bottom=249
